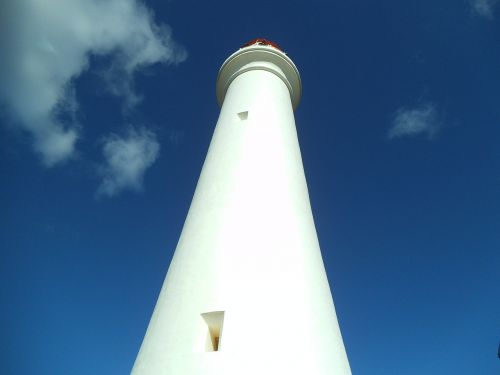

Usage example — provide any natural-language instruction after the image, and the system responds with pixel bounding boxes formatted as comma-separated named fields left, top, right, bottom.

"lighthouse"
left=131, top=39, right=352, bottom=375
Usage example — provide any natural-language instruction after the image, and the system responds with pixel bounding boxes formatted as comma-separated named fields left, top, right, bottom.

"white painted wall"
left=131, top=44, right=352, bottom=375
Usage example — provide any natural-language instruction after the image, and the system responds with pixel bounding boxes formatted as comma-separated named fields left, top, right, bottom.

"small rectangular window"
left=237, top=111, right=248, bottom=121
left=201, top=311, right=224, bottom=352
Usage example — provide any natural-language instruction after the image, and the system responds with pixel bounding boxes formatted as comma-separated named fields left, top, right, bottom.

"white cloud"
left=388, top=103, right=441, bottom=140
left=0, top=0, right=186, bottom=166
left=470, top=0, right=499, bottom=18
left=97, top=127, right=160, bottom=197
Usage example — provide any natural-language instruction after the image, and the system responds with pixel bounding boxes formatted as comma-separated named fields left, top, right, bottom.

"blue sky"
left=1, top=0, right=499, bottom=374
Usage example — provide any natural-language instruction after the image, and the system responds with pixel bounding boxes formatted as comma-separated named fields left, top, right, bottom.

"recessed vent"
left=237, top=111, right=248, bottom=121
left=201, top=311, right=224, bottom=352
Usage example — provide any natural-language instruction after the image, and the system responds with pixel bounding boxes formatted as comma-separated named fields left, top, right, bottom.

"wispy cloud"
left=388, top=103, right=442, bottom=140
left=97, top=127, right=160, bottom=198
left=470, top=0, right=499, bottom=18
left=0, top=0, right=186, bottom=166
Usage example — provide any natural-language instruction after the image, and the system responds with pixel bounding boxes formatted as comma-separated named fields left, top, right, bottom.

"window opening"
left=201, top=311, right=225, bottom=352
left=237, top=111, right=248, bottom=121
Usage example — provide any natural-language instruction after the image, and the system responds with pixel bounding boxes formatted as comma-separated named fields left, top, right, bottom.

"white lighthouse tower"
left=131, top=39, right=352, bottom=375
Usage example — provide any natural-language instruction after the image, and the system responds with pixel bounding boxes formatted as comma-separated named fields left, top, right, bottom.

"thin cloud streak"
left=470, top=0, right=499, bottom=18
left=388, top=103, right=442, bottom=140
left=97, top=127, right=160, bottom=198
left=0, top=0, right=186, bottom=166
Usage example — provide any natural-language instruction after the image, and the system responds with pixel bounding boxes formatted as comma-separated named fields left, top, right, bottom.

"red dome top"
left=241, top=38, right=284, bottom=52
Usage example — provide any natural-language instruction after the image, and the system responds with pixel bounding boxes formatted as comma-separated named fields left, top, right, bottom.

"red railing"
left=241, top=38, right=284, bottom=52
